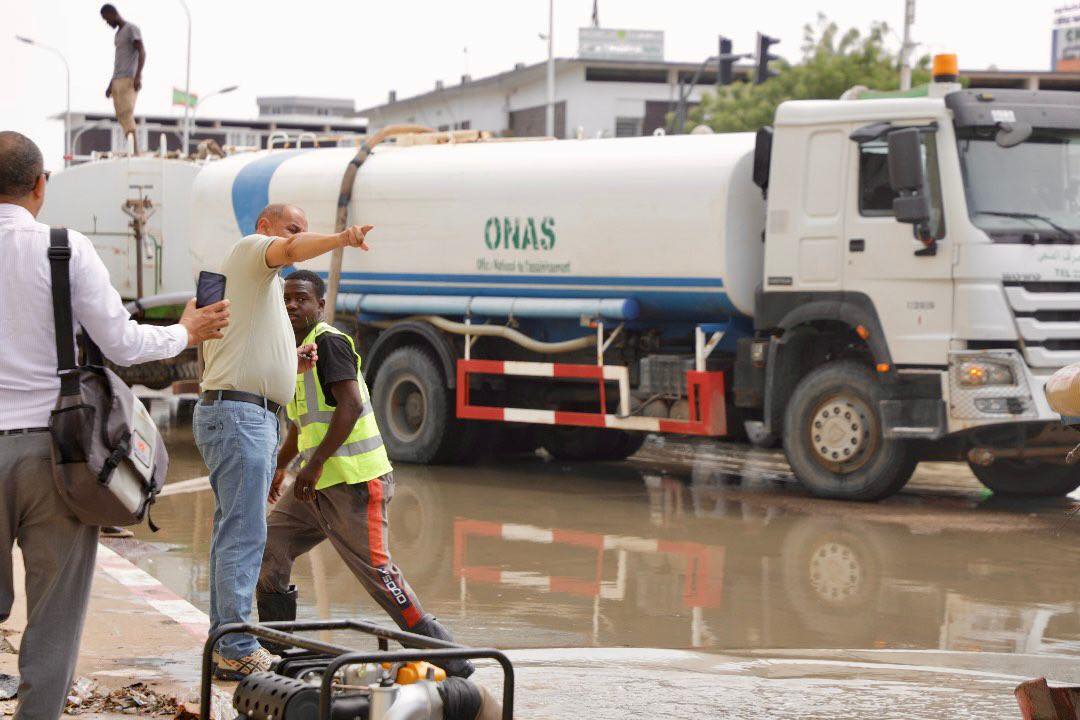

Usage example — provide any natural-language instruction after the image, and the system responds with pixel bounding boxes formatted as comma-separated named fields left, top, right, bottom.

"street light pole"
left=16, top=35, right=71, bottom=165
left=178, top=0, right=192, bottom=155
left=192, top=85, right=238, bottom=115
left=899, top=0, right=916, bottom=91
left=545, top=0, right=555, bottom=137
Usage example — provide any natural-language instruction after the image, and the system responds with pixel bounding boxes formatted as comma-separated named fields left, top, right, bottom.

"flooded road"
left=124, top=426, right=1080, bottom=715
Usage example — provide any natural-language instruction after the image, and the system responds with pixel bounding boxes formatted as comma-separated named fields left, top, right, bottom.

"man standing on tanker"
left=256, top=270, right=474, bottom=679
left=197, top=203, right=372, bottom=680
left=100, top=4, right=145, bottom=154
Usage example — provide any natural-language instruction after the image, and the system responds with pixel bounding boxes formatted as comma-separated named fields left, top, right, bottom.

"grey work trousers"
left=0, top=433, right=98, bottom=720
left=258, top=475, right=426, bottom=629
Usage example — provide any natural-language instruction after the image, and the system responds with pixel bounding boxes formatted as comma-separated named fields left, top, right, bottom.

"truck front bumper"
left=883, top=350, right=1064, bottom=439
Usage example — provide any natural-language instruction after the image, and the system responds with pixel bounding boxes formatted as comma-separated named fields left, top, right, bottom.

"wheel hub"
left=810, top=396, right=872, bottom=469
left=387, top=376, right=426, bottom=441
left=808, top=541, right=862, bottom=604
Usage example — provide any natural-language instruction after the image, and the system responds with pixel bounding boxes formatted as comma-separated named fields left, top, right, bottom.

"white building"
left=360, top=57, right=755, bottom=139
left=63, top=96, right=366, bottom=162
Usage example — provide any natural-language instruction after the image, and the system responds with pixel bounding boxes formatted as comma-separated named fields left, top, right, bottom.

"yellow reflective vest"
left=286, top=322, right=392, bottom=489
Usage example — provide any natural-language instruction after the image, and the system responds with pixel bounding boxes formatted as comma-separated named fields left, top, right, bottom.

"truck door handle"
left=849, top=238, right=865, bottom=252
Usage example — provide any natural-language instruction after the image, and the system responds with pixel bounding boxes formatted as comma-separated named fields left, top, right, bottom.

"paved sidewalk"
left=0, top=542, right=211, bottom=718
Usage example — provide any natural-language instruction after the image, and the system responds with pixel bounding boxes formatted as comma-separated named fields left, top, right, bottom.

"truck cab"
left=749, top=74, right=1080, bottom=499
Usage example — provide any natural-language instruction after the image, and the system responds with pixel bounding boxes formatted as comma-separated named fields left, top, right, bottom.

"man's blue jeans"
left=193, top=399, right=279, bottom=660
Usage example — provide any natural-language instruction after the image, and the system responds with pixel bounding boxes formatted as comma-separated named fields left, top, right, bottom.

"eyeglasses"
left=43, top=171, right=51, bottom=183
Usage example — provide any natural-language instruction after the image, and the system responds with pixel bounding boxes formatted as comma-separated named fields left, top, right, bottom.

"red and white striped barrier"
left=452, top=518, right=724, bottom=608
left=455, top=359, right=726, bottom=436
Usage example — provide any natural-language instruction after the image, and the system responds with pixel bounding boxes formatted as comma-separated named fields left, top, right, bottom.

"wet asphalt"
left=120, top=426, right=1080, bottom=717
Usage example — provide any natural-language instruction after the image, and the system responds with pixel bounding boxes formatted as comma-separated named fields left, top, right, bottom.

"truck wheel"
left=783, top=361, right=915, bottom=501
left=968, top=460, right=1080, bottom=497
left=372, top=346, right=455, bottom=464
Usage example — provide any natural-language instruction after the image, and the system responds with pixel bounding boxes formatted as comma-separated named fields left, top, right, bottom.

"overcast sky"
left=0, top=0, right=1063, bottom=167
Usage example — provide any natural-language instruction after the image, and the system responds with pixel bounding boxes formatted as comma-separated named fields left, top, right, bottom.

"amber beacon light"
left=932, top=53, right=959, bottom=83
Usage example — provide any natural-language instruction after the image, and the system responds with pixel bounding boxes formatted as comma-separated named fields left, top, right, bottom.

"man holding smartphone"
left=196, top=203, right=372, bottom=679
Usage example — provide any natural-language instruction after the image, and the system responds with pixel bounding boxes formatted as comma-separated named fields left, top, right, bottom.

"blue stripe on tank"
left=334, top=271, right=723, bottom=288
left=230, top=151, right=306, bottom=236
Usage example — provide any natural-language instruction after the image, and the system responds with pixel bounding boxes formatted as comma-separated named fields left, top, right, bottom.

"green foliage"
left=686, top=14, right=933, bottom=133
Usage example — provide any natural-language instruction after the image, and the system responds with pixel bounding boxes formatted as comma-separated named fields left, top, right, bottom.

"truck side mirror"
left=887, top=128, right=930, bottom=226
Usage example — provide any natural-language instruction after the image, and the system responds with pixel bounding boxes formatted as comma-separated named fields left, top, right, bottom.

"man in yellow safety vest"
left=256, top=270, right=473, bottom=678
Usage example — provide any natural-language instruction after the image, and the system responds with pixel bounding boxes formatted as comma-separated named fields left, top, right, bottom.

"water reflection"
left=134, top=431, right=1080, bottom=658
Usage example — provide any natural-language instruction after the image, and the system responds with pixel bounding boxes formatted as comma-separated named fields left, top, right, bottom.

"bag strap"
left=48, top=227, right=80, bottom=395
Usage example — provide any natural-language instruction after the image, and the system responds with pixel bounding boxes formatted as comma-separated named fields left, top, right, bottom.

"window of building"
left=586, top=67, right=668, bottom=83
left=437, top=124, right=450, bottom=132
left=615, top=117, right=643, bottom=137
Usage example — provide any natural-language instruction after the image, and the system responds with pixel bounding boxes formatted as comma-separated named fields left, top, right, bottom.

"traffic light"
left=754, top=32, right=780, bottom=84
left=718, top=37, right=735, bottom=86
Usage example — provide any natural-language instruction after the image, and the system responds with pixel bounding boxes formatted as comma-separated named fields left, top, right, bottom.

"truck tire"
left=783, top=360, right=915, bottom=501
left=372, top=346, right=458, bottom=464
left=967, top=460, right=1080, bottom=497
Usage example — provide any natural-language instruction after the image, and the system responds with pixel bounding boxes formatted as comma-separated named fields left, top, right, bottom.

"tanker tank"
left=188, top=133, right=766, bottom=324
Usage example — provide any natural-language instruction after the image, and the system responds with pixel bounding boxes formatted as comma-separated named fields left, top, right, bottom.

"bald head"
left=255, top=203, right=307, bottom=238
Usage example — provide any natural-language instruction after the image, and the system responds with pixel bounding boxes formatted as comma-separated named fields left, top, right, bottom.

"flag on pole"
left=591, top=0, right=600, bottom=28
left=172, top=87, right=198, bottom=108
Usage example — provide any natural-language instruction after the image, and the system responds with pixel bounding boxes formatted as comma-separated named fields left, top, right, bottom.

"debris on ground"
left=64, top=678, right=182, bottom=716
left=173, top=686, right=235, bottom=720
left=0, top=674, right=16, bottom=700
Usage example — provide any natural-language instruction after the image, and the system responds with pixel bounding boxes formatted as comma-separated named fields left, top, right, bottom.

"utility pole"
left=900, top=0, right=916, bottom=91
left=16, top=36, right=71, bottom=165
left=179, top=0, right=192, bottom=155
left=546, top=0, right=555, bottom=137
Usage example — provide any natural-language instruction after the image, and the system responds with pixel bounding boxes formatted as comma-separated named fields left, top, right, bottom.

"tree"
left=686, top=15, right=932, bottom=133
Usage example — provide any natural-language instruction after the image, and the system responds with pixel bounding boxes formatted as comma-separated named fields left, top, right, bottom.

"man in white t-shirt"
left=195, top=203, right=371, bottom=679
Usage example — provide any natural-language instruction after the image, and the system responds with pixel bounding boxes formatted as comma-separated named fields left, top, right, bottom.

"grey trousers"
left=0, top=433, right=98, bottom=720
left=258, top=476, right=426, bottom=630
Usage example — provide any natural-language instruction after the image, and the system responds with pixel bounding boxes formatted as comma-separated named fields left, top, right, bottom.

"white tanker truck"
left=41, top=68, right=1080, bottom=501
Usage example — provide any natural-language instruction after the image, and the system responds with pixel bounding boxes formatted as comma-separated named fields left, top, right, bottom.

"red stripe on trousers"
left=367, top=477, right=389, bottom=567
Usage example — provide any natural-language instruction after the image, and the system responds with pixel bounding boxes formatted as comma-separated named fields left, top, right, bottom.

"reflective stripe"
left=335, top=435, right=385, bottom=457
left=296, top=361, right=375, bottom=427
left=301, top=434, right=385, bottom=460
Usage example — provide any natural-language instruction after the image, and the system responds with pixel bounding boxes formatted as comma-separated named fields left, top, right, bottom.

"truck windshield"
left=958, top=130, right=1080, bottom=243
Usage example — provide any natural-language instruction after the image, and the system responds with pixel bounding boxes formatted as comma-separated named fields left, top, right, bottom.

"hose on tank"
left=325, top=123, right=433, bottom=322
left=365, top=315, right=597, bottom=355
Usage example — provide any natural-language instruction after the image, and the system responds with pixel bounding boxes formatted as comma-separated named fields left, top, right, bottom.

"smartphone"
left=196, top=271, right=227, bottom=308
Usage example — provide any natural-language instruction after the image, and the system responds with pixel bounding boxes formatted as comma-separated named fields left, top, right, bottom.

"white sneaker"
left=212, top=647, right=280, bottom=680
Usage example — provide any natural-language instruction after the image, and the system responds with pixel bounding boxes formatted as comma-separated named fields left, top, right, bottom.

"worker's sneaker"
left=212, top=647, right=280, bottom=680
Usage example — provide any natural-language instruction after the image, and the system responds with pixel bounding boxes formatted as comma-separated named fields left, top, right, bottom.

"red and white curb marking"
left=96, top=544, right=209, bottom=638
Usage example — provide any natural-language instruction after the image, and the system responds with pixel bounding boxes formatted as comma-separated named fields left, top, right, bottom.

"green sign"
left=484, top=216, right=556, bottom=251
left=172, top=87, right=198, bottom=108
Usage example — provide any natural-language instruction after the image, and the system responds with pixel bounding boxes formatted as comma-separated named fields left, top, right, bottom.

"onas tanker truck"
left=42, top=63, right=1080, bottom=501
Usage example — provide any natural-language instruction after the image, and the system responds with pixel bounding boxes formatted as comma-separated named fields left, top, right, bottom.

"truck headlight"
left=957, top=360, right=1015, bottom=387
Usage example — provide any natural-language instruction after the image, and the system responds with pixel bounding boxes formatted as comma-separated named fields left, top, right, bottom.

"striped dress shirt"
left=0, top=203, right=188, bottom=430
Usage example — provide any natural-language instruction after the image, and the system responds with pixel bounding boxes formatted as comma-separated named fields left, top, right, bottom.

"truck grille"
left=1004, top=281, right=1080, bottom=367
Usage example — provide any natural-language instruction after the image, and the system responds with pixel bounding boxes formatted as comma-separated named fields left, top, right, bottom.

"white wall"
left=366, top=63, right=708, bottom=139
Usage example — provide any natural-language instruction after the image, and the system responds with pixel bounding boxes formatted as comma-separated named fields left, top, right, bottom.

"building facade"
left=64, top=96, right=366, bottom=162
left=360, top=61, right=1080, bottom=141
left=360, top=58, right=754, bottom=140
